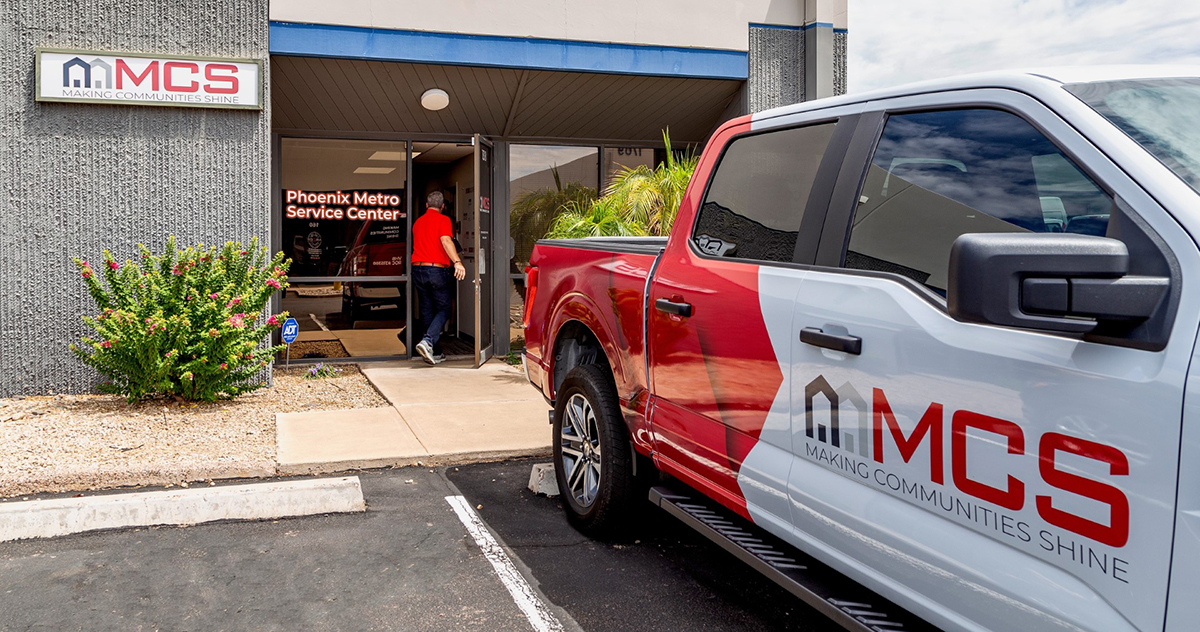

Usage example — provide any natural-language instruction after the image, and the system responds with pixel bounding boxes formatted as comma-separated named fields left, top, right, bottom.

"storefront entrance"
left=277, top=136, right=493, bottom=364
left=269, top=51, right=743, bottom=367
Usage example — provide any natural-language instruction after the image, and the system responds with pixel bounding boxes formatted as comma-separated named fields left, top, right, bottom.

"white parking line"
left=309, top=312, right=330, bottom=331
left=445, top=495, right=564, bottom=632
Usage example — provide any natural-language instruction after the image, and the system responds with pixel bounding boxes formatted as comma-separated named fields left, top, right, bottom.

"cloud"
left=848, top=0, right=1200, bottom=92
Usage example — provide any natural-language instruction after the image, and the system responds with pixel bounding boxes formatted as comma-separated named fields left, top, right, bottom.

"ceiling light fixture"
left=368, top=151, right=407, bottom=161
left=354, top=166, right=396, bottom=174
left=421, top=88, right=450, bottom=111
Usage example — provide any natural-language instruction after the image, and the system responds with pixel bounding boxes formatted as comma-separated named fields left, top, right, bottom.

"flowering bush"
left=305, top=363, right=343, bottom=380
left=71, top=236, right=291, bottom=402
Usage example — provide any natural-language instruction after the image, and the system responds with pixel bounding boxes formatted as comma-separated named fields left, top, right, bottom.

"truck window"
left=692, top=122, right=838, bottom=263
left=846, top=108, right=1114, bottom=293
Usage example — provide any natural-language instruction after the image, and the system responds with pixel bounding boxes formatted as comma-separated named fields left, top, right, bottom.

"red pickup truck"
left=522, top=69, right=1200, bottom=631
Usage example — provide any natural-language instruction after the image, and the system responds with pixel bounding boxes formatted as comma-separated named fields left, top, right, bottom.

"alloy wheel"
left=560, top=392, right=602, bottom=507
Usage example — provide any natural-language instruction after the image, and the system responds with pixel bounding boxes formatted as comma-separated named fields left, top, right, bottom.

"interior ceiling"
left=280, top=138, right=474, bottom=191
left=271, top=56, right=743, bottom=144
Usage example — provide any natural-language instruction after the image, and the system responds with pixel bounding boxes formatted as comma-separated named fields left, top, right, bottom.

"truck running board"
left=649, top=486, right=935, bottom=632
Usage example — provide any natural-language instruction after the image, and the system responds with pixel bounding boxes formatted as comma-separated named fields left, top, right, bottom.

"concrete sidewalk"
left=276, top=360, right=551, bottom=474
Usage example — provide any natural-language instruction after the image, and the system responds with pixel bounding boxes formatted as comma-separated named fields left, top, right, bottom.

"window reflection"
left=508, top=145, right=599, bottom=347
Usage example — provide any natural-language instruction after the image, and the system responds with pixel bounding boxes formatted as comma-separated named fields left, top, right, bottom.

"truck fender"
left=546, top=293, right=626, bottom=400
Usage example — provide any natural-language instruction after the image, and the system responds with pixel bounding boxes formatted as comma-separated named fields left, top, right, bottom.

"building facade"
left=1, top=0, right=848, bottom=396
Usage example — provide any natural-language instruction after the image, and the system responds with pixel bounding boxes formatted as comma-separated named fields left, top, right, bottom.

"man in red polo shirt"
left=411, top=190, right=465, bottom=364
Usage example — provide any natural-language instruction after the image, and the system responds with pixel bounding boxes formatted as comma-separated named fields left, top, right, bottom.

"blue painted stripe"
left=750, top=22, right=845, bottom=33
left=269, top=22, right=748, bottom=80
left=749, top=22, right=801, bottom=31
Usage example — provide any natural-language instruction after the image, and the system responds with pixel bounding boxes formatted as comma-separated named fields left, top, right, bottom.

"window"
left=508, top=145, right=600, bottom=346
left=1067, top=77, right=1200, bottom=195
left=846, top=109, right=1114, bottom=292
left=692, top=122, right=837, bottom=263
left=603, top=147, right=656, bottom=187
left=278, top=138, right=412, bottom=358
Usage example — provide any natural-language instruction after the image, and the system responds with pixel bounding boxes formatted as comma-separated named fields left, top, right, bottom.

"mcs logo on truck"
left=801, top=374, right=1131, bottom=583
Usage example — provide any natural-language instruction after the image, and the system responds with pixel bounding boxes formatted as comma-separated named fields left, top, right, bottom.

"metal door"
left=473, top=135, right=494, bottom=366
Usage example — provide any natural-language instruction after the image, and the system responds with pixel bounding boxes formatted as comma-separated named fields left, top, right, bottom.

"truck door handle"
left=800, top=327, right=861, bottom=355
left=655, top=298, right=692, bottom=318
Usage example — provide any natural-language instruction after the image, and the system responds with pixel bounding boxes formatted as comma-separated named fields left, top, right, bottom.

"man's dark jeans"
left=413, top=265, right=455, bottom=348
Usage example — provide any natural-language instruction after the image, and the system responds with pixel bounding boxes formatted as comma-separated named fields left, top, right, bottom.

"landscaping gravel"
left=0, top=365, right=387, bottom=498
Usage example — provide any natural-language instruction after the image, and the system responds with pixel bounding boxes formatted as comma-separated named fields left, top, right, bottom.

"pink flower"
left=171, top=266, right=183, bottom=276
left=145, top=318, right=152, bottom=324
left=209, top=292, right=218, bottom=300
left=220, top=363, right=228, bottom=370
left=239, top=250, right=248, bottom=256
left=226, top=297, right=241, bottom=308
left=100, top=340, right=112, bottom=349
left=108, top=261, right=119, bottom=270
left=273, top=267, right=284, bottom=277
left=81, top=269, right=92, bottom=279
left=267, top=314, right=280, bottom=326
left=227, top=313, right=246, bottom=328
left=208, top=328, right=219, bottom=338
left=265, top=278, right=281, bottom=290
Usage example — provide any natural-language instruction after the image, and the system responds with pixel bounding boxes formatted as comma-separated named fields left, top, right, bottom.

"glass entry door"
left=474, top=135, right=494, bottom=366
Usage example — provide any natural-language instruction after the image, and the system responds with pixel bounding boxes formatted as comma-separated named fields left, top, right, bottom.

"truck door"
left=647, top=115, right=854, bottom=530
left=788, top=91, right=1199, bottom=632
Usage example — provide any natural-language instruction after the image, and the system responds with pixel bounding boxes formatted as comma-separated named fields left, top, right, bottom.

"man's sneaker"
left=415, top=340, right=435, bottom=364
left=431, top=353, right=446, bottom=365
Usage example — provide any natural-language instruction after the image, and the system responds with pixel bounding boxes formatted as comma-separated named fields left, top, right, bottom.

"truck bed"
left=534, top=236, right=668, bottom=255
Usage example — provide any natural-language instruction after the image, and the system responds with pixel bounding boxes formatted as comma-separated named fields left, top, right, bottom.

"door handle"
left=800, top=327, right=862, bottom=355
left=655, top=298, right=692, bottom=318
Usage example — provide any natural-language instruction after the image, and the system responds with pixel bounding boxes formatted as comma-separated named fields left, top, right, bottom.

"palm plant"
left=544, top=129, right=698, bottom=239
left=546, top=195, right=647, bottom=238
left=600, top=129, right=698, bottom=235
left=510, top=167, right=598, bottom=264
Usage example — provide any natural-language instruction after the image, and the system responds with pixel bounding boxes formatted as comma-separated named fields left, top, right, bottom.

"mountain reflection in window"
left=693, top=201, right=798, bottom=262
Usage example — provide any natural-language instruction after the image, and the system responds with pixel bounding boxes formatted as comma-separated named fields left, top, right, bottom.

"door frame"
left=474, top=134, right=495, bottom=366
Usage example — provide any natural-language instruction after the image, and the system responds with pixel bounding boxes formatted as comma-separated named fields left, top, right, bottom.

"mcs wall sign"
left=36, top=49, right=262, bottom=110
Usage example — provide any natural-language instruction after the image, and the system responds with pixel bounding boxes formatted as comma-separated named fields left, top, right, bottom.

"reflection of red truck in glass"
left=339, top=220, right=406, bottom=323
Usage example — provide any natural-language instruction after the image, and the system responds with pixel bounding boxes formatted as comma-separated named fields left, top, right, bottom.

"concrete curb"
left=278, top=446, right=553, bottom=476
left=0, top=476, right=366, bottom=542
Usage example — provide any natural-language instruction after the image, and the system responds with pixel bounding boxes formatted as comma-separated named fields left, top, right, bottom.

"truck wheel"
left=553, top=364, right=635, bottom=536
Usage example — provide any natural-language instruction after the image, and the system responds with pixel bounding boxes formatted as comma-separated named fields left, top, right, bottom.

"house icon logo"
left=62, top=56, right=113, bottom=89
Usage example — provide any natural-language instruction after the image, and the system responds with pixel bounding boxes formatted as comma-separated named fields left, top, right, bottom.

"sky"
left=847, top=0, right=1200, bottom=93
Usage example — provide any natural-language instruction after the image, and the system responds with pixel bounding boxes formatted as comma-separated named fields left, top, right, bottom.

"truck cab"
left=523, top=67, right=1200, bottom=631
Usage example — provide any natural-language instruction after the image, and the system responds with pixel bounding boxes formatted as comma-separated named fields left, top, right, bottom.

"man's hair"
left=427, top=190, right=445, bottom=209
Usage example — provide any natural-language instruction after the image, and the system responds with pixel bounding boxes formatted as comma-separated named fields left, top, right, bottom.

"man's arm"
left=440, top=235, right=466, bottom=280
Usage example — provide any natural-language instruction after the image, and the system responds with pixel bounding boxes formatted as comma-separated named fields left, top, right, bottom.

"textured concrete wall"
left=0, top=1, right=270, bottom=396
left=834, top=31, right=848, bottom=96
left=747, top=25, right=804, bottom=113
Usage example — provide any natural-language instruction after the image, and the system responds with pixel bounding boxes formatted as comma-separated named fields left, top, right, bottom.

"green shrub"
left=71, top=236, right=291, bottom=402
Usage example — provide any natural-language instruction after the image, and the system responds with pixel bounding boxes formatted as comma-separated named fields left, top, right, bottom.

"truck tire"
left=552, top=364, right=636, bottom=537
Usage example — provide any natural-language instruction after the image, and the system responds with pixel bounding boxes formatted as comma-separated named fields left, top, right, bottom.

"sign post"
left=281, top=317, right=299, bottom=368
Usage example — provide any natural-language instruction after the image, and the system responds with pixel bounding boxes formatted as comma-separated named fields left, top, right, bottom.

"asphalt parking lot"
left=0, top=461, right=837, bottom=631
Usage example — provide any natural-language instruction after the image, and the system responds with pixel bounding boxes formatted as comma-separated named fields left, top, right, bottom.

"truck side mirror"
left=947, top=233, right=1169, bottom=334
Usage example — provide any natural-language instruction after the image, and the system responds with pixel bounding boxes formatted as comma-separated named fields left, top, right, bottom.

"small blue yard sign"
left=281, top=318, right=299, bottom=344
